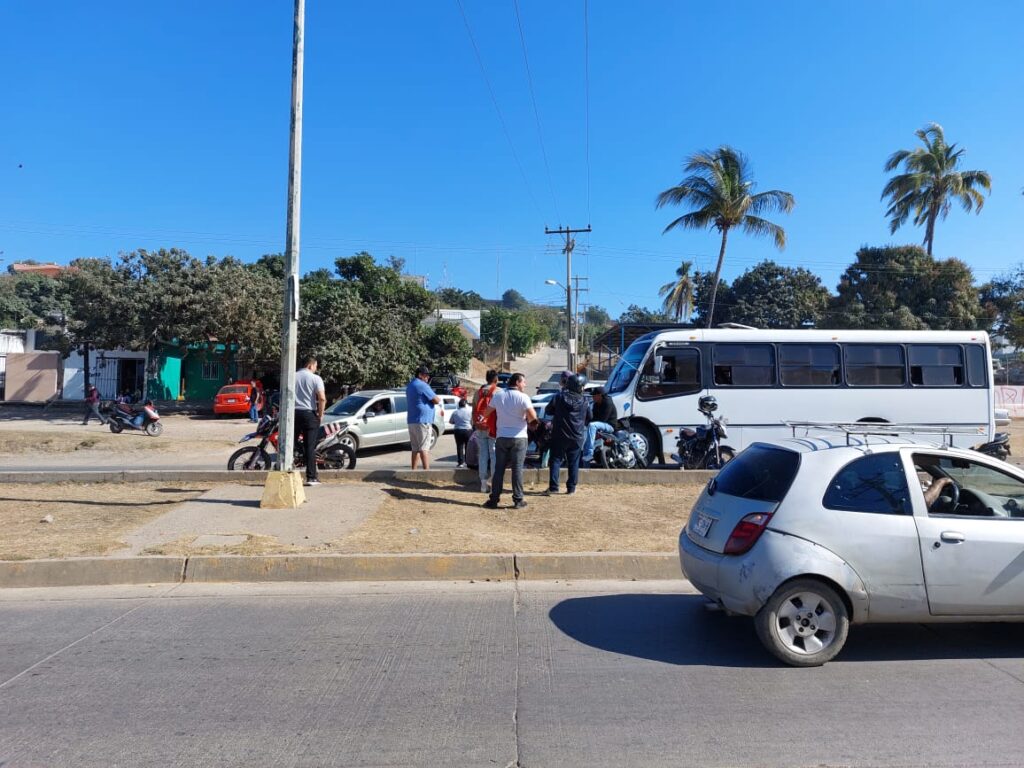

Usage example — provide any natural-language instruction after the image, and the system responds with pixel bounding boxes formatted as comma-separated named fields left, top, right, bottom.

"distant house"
left=422, top=309, right=481, bottom=341
left=8, top=262, right=68, bottom=278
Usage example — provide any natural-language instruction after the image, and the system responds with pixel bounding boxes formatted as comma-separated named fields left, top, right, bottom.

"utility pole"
left=267, top=0, right=305, bottom=504
left=572, top=276, right=589, bottom=371
left=545, top=225, right=591, bottom=371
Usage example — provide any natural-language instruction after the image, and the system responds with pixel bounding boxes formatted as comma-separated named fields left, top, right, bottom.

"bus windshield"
left=607, top=340, right=652, bottom=394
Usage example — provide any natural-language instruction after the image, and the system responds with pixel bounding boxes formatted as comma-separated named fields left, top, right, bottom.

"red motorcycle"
left=227, top=415, right=356, bottom=471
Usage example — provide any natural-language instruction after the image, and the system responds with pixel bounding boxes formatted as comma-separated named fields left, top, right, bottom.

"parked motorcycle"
left=974, top=432, right=1011, bottom=460
left=592, top=425, right=648, bottom=469
left=671, top=395, right=736, bottom=470
left=227, top=415, right=357, bottom=471
left=104, top=400, right=163, bottom=437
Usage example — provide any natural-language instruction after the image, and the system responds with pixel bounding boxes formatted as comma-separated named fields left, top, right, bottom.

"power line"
left=583, top=0, right=591, bottom=224
left=454, top=0, right=545, bottom=220
left=512, top=0, right=560, bottom=222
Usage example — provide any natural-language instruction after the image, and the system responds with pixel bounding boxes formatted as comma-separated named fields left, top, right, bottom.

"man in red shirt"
left=471, top=369, right=499, bottom=493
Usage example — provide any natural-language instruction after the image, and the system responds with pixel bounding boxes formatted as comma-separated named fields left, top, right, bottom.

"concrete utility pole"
left=277, top=0, right=305, bottom=473
left=572, top=275, right=589, bottom=370
left=544, top=225, right=591, bottom=372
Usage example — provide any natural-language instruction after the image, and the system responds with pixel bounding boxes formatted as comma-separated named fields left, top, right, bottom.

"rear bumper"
left=678, top=529, right=764, bottom=616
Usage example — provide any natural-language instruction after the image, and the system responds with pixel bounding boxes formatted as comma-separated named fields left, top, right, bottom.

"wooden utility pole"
left=545, top=225, right=591, bottom=371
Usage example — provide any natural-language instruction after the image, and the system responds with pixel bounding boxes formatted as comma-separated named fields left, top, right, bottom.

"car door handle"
left=940, top=531, right=966, bottom=544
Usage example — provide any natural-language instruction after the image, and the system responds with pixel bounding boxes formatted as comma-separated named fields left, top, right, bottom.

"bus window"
left=966, top=344, right=988, bottom=387
left=637, top=347, right=701, bottom=400
left=779, top=344, right=841, bottom=386
left=713, top=344, right=774, bottom=387
left=845, top=344, right=906, bottom=386
left=909, top=345, right=964, bottom=386
left=606, top=340, right=652, bottom=395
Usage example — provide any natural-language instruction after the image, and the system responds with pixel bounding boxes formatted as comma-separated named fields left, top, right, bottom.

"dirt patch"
left=0, top=482, right=211, bottom=560
left=0, top=430, right=169, bottom=455
left=333, top=480, right=698, bottom=554
left=143, top=534, right=305, bottom=557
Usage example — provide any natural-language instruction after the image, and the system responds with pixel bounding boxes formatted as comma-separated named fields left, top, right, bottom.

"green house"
left=147, top=342, right=240, bottom=401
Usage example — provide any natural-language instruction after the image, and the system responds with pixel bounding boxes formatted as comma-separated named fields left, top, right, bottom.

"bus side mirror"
left=653, top=356, right=665, bottom=377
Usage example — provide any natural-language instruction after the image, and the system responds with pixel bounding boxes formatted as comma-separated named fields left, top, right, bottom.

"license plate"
left=226, top=399, right=236, bottom=403
left=692, top=511, right=714, bottom=537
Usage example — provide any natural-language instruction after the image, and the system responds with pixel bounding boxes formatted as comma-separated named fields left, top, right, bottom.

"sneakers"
left=304, top=479, right=322, bottom=487
left=541, top=489, right=558, bottom=497
left=482, top=499, right=499, bottom=509
left=566, top=489, right=576, bottom=495
left=480, top=481, right=489, bottom=493
left=513, top=500, right=528, bottom=509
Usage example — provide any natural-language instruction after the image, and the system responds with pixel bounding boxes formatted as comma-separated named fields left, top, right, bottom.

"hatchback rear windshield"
left=713, top=445, right=800, bottom=503
left=220, top=386, right=248, bottom=395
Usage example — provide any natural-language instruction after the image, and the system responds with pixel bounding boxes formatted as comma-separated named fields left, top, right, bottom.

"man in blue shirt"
left=406, top=365, right=444, bottom=470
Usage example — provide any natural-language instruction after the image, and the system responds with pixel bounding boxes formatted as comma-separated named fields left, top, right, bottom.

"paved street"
left=2, top=580, right=1023, bottom=767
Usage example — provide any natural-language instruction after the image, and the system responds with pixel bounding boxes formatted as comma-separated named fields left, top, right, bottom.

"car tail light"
left=723, top=513, right=773, bottom=555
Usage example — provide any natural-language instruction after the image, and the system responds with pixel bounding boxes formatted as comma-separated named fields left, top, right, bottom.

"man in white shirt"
left=482, top=372, right=537, bottom=509
left=294, top=357, right=327, bottom=486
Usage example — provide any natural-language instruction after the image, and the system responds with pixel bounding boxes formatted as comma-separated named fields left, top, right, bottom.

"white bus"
left=605, top=328, right=995, bottom=461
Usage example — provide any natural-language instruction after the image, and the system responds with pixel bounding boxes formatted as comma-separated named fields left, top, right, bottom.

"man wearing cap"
left=406, top=365, right=444, bottom=470
left=582, top=386, right=617, bottom=464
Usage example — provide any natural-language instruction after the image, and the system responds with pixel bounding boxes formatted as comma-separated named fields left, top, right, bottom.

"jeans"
left=476, top=432, right=496, bottom=484
left=295, top=408, right=321, bottom=481
left=488, top=436, right=527, bottom=504
left=454, top=429, right=473, bottom=465
left=549, top=437, right=583, bottom=492
left=583, top=421, right=614, bottom=460
left=249, top=402, right=259, bottom=422
left=82, top=402, right=107, bottom=425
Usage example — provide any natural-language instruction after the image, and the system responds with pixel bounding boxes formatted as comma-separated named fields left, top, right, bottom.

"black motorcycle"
left=227, top=415, right=356, bottom=471
left=672, top=395, right=736, bottom=470
left=974, top=432, right=1011, bottom=460
left=592, top=425, right=648, bottom=469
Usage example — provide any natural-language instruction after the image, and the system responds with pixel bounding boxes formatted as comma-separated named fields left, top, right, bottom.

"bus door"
left=636, top=343, right=704, bottom=447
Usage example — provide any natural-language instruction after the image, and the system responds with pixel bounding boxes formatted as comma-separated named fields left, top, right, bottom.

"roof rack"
left=784, top=421, right=987, bottom=448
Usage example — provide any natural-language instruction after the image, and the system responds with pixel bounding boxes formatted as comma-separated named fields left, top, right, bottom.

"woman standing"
left=452, top=397, right=474, bottom=468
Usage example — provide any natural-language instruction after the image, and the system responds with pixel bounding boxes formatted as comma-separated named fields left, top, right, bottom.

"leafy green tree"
left=980, top=269, right=1024, bottom=350
left=419, top=322, right=472, bottom=377
left=658, top=260, right=696, bottom=322
left=831, top=245, right=982, bottom=330
left=0, top=273, right=70, bottom=329
left=656, top=146, right=795, bottom=327
left=618, top=305, right=672, bottom=324
left=436, top=287, right=487, bottom=309
left=585, top=305, right=611, bottom=326
left=728, top=261, right=831, bottom=328
left=882, top=123, right=991, bottom=256
left=691, top=272, right=733, bottom=328
left=501, top=288, right=530, bottom=310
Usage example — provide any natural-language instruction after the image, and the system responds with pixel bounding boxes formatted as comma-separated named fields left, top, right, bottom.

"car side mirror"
left=364, top=412, right=375, bottom=419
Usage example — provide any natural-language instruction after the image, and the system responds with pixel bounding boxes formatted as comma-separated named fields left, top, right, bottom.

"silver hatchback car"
left=679, top=436, right=1024, bottom=666
left=321, top=389, right=445, bottom=454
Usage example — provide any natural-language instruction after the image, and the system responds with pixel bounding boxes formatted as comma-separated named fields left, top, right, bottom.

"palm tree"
left=656, top=147, right=794, bottom=328
left=658, top=260, right=695, bottom=322
left=882, top=123, right=991, bottom=256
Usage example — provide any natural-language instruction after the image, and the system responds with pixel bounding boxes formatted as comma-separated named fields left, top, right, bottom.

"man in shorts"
left=406, top=365, right=444, bottom=470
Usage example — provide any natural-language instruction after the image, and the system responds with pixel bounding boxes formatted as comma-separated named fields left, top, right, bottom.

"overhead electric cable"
left=583, top=0, right=591, bottom=224
left=455, top=0, right=545, bottom=220
left=512, top=0, right=560, bottom=221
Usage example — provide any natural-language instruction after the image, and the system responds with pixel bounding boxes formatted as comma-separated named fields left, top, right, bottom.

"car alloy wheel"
left=754, top=578, right=850, bottom=667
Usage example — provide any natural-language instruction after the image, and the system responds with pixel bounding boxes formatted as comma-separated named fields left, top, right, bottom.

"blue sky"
left=2, top=1, right=1022, bottom=317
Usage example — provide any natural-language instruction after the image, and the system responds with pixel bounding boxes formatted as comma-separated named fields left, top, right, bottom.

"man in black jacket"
left=545, top=375, right=589, bottom=495
left=582, top=386, right=617, bottom=463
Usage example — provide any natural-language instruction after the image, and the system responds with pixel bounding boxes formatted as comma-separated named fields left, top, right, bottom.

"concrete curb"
left=0, top=552, right=681, bottom=588
left=0, top=468, right=716, bottom=486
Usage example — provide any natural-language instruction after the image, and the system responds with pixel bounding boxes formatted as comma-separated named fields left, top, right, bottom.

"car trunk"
left=685, top=444, right=801, bottom=554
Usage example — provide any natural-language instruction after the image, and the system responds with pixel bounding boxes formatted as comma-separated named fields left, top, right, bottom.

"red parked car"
left=213, top=383, right=258, bottom=416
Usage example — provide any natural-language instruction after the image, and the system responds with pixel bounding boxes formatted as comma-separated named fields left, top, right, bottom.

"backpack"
left=472, top=384, right=497, bottom=430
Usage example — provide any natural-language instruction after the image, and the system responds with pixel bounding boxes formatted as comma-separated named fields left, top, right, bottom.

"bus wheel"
left=630, top=422, right=660, bottom=465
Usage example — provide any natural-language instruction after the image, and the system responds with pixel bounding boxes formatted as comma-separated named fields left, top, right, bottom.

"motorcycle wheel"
left=108, top=421, right=123, bottom=434
left=704, top=446, right=737, bottom=470
left=227, top=446, right=272, bottom=471
left=632, top=447, right=648, bottom=469
left=321, top=445, right=357, bottom=470
left=145, top=421, right=163, bottom=437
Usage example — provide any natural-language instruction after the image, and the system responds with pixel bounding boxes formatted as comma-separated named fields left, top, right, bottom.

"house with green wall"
left=146, top=342, right=241, bottom=401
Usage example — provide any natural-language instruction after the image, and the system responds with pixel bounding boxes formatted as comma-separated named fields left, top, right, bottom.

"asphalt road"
left=3, top=581, right=1024, bottom=767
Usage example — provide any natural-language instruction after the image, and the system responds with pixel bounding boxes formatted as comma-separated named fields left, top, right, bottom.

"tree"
left=658, top=260, right=696, bottom=322
left=501, top=288, right=529, bottom=310
left=585, top=305, right=611, bottom=326
left=435, top=287, right=487, bottom=309
left=691, top=271, right=733, bottom=328
left=656, top=146, right=794, bottom=327
left=420, top=323, right=472, bottom=377
left=728, top=261, right=831, bottom=328
left=980, top=268, right=1024, bottom=350
left=831, top=245, right=982, bottom=330
left=618, top=305, right=671, bottom=324
left=882, top=123, right=991, bottom=255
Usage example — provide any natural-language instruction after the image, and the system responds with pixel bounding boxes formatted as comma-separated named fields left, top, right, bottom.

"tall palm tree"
left=882, top=123, right=991, bottom=256
left=656, top=147, right=794, bottom=328
left=658, top=260, right=695, bottom=322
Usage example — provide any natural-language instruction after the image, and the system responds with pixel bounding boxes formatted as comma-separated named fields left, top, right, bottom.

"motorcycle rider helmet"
left=564, top=374, right=583, bottom=394
left=575, top=374, right=588, bottom=389
left=698, top=395, right=718, bottom=415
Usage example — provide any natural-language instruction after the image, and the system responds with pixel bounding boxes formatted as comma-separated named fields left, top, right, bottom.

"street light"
left=545, top=279, right=573, bottom=370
